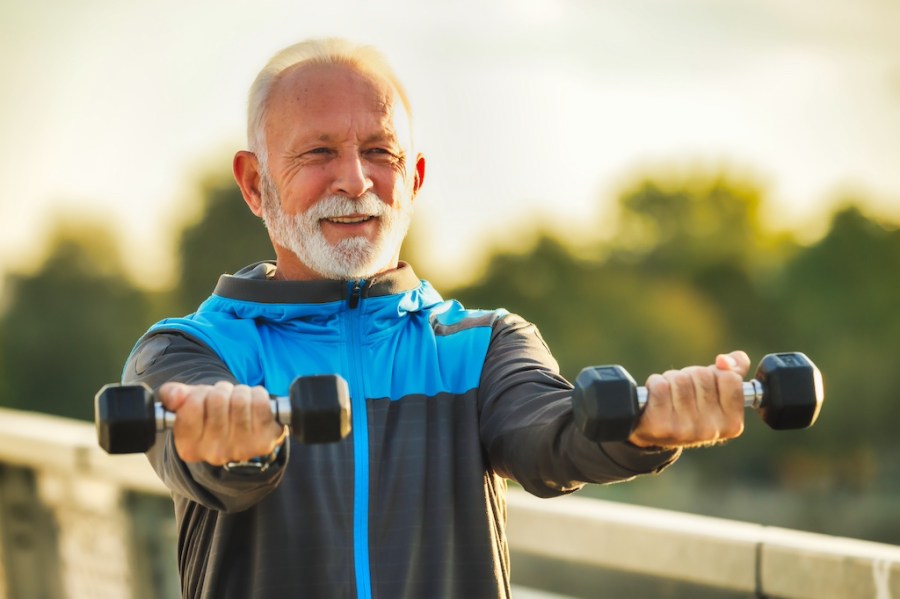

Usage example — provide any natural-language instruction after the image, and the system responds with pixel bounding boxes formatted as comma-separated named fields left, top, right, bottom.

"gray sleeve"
left=477, top=313, right=680, bottom=498
left=123, top=332, right=288, bottom=513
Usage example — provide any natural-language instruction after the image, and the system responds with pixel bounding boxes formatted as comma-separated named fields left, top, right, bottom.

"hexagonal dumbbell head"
left=573, top=365, right=641, bottom=443
left=754, top=352, right=824, bottom=430
left=289, top=374, right=352, bottom=444
left=94, top=383, right=157, bottom=454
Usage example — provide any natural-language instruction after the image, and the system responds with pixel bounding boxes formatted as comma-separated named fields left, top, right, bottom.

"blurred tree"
left=0, top=222, right=151, bottom=420
left=773, top=205, right=900, bottom=481
left=613, top=177, right=766, bottom=270
left=172, top=174, right=273, bottom=314
left=452, top=234, right=724, bottom=382
left=609, top=176, right=795, bottom=354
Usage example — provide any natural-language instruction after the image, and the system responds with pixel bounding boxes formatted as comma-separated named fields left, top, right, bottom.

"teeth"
left=327, top=216, right=372, bottom=224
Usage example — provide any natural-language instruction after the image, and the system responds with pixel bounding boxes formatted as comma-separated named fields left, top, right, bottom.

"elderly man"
left=124, top=38, right=749, bottom=598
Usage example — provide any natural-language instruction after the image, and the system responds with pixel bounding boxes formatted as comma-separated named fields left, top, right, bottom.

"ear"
left=410, top=153, right=426, bottom=199
left=233, top=151, right=264, bottom=217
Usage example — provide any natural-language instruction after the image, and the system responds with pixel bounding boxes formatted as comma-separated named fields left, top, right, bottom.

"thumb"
left=715, top=351, right=751, bottom=377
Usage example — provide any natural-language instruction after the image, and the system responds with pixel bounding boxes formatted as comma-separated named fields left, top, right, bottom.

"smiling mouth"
left=324, top=215, right=375, bottom=225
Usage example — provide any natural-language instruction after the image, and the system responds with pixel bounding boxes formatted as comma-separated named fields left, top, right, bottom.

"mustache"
left=305, top=193, right=387, bottom=220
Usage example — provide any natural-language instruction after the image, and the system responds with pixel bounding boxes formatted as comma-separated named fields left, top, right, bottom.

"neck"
left=271, top=250, right=402, bottom=282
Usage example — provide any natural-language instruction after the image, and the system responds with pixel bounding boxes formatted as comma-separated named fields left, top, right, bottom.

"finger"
left=643, top=373, right=674, bottom=416
left=664, top=368, right=700, bottom=421
left=229, top=385, right=253, bottom=439
left=226, top=385, right=253, bottom=460
left=687, top=365, right=718, bottom=413
left=172, top=384, right=212, bottom=462
left=201, top=382, right=233, bottom=465
left=698, top=364, right=741, bottom=442
left=714, top=367, right=746, bottom=439
left=250, top=386, right=274, bottom=433
left=250, top=387, right=283, bottom=454
left=629, top=373, right=676, bottom=445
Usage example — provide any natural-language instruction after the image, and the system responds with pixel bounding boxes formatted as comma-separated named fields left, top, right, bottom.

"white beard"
left=258, top=170, right=414, bottom=280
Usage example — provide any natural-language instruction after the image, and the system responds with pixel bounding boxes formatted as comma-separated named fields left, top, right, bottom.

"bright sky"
left=1, top=0, right=899, bottom=288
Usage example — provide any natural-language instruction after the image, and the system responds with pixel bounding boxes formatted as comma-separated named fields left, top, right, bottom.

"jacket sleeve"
left=122, top=332, right=288, bottom=513
left=477, top=313, right=681, bottom=498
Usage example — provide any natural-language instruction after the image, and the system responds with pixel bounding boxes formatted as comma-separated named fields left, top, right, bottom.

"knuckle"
left=696, top=367, right=717, bottom=391
left=668, top=371, right=693, bottom=397
left=229, top=389, right=251, bottom=413
left=645, top=375, right=671, bottom=406
left=205, top=390, right=227, bottom=413
left=252, top=396, right=275, bottom=421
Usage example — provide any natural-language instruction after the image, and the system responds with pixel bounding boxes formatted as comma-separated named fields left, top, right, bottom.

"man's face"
left=253, top=63, right=423, bottom=281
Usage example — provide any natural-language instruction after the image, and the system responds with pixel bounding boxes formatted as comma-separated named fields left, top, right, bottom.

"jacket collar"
left=211, top=261, right=423, bottom=304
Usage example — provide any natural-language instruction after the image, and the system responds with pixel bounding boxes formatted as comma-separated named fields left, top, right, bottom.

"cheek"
left=281, top=173, right=330, bottom=215
left=375, top=171, right=415, bottom=206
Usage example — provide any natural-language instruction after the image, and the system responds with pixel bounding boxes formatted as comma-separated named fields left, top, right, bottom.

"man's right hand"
left=158, top=381, right=287, bottom=466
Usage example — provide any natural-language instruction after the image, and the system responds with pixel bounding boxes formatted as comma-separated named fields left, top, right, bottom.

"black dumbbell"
left=572, top=352, right=824, bottom=443
left=95, top=374, right=351, bottom=454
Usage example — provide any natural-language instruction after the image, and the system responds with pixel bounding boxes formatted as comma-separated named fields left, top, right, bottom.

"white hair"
left=247, top=37, right=413, bottom=165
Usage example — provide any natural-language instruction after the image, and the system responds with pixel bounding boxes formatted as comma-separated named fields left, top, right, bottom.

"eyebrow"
left=310, top=131, right=399, bottom=144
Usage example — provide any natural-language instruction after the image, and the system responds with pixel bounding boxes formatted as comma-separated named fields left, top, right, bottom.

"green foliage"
left=454, top=235, right=725, bottom=381
left=609, top=177, right=792, bottom=351
left=0, top=224, right=151, bottom=420
left=172, top=176, right=273, bottom=314
left=773, top=206, right=900, bottom=466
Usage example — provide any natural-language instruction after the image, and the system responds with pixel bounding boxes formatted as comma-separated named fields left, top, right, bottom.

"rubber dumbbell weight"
left=572, top=352, right=824, bottom=443
left=95, top=374, right=351, bottom=454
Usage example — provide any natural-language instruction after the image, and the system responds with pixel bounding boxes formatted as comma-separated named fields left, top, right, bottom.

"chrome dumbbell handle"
left=635, top=380, right=765, bottom=410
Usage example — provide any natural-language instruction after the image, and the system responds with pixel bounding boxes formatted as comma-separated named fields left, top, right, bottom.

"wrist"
left=222, top=426, right=289, bottom=475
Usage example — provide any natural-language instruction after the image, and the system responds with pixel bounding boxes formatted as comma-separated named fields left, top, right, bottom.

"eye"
left=365, top=147, right=403, bottom=164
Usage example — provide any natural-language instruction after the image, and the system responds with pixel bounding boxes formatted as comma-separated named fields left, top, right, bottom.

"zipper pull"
left=348, top=280, right=365, bottom=309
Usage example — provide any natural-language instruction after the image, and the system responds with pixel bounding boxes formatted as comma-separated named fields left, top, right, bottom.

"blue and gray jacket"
left=123, top=262, right=678, bottom=599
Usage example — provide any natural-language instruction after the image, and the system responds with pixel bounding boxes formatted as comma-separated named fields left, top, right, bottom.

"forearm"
left=479, top=314, right=680, bottom=497
left=482, top=379, right=679, bottom=497
left=123, top=332, right=287, bottom=512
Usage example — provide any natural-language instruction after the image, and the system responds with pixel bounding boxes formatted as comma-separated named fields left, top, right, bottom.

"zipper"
left=345, top=279, right=372, bottom=598
left=348, top=279, right=365, bottom=309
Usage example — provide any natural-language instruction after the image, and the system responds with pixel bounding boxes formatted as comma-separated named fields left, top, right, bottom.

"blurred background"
left=1, top=0, right=899, bottom=587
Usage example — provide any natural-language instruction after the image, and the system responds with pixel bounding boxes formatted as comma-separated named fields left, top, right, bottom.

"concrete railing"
left=0, top=407, right=898, bottom=598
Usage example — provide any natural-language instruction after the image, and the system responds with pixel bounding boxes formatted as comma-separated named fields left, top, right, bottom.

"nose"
left=330, top=152, right=373, bottom=199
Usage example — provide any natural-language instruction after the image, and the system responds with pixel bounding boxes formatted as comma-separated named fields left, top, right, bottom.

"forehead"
left=265, top=63, right=410, bottom=145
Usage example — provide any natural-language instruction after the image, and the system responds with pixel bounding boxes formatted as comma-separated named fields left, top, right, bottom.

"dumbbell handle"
left=153, top=396, right=294, bottom=432
left=635, top=380, right=765, bottom=411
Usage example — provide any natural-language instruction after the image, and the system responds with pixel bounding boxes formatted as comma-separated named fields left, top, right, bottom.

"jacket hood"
left=194, top=261, right=445, bottom=325
left=213, top=261, right=425, bottom=304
